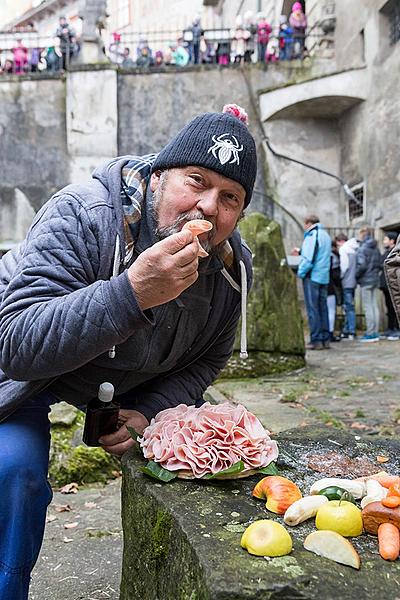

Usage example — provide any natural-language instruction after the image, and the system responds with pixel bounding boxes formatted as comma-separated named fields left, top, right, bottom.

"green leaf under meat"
left=141, top=460, right=177, bottom=482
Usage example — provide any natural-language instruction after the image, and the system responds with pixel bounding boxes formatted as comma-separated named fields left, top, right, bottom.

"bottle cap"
left=98, top=382, right=114, bottom=403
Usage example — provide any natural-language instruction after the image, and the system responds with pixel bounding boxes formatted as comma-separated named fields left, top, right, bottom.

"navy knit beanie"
left=151, top=104, right=257, bottom=207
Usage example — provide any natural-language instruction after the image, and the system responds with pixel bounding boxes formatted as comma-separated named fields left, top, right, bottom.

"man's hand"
left=127, top=230, right=199, bottom=310
left=99, top=409, right=149, bottom=457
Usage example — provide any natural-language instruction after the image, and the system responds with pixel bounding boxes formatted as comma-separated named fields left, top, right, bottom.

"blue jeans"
left=303, top=278, right=330, bottom=343
left=342, top=287, right=356, bottom=335
left=0, top=391, right=54, bottom=600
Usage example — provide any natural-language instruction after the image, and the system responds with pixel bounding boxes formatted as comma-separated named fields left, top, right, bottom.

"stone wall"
left=0, top=74, right=68, bottom=243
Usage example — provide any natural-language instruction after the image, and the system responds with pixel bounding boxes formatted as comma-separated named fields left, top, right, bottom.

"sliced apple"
left=304, top=530, right=361, bottom=569
left=241, top=519, right=292, bottom=557
left=252, top=476, right=302, bottom=515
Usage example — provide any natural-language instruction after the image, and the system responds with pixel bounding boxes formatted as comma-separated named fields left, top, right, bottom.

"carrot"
left=381, top=496, right=400, bottom=508
left=387, top=483, right=400, bottom=498
left=378, top=522, right=400, bottom=561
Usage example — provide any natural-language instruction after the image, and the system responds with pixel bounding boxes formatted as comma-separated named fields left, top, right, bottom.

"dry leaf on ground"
left=46, top=515, right=57, bottom=523
left=59, top=482, right=79, bottom=494
left=54, top=503, right=72, bottom=513
left=64, top=522, right=78, bottom=529
left=84, top=502, right=97, bottom=509
left=376, top=455, right=389, bottom=463
left=63, top=537, right=74, bottom=543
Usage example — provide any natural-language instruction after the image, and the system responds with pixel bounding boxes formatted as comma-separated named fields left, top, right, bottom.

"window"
left=381, top=0, right=400, bottom=45
left=347, top=182, right=365, bottom=222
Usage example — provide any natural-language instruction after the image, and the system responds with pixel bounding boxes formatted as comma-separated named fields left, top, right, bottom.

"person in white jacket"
left=336, top=234, right=359, bottom=339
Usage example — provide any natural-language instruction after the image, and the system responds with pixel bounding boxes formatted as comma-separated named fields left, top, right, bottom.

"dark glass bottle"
left=83, top=382, right=119, bottom=447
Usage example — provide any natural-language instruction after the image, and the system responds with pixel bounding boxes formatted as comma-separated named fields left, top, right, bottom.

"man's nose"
left=196, top=190, right=219, bottom=216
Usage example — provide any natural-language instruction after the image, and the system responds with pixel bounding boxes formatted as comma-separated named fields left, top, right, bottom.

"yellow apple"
left=241, top=520, right=292, bottom=556
left=315, top=500, right=363, bottom=537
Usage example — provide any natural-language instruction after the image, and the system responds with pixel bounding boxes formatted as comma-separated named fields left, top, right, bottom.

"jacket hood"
left=342, top=237, right=359, bottom=253
left=362, top=235, right=377, bottom=249
left=304, top=222, right=325, bottom=238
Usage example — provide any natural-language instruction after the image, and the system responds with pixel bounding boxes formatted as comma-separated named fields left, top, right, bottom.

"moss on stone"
left=236, top=213, right=305, bottom=357
left=221, top=351, right=305, bottom=379
left=49, top=412, right=119, bottom=486
left=151, top=510, right=173, bottom=559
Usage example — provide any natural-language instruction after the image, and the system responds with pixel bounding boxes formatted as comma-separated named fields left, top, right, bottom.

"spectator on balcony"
left=12, top=38, right=28, bottom=74
left=56, top=15, right=76, bottom=69
left=243, top=11, right=257, bottom=63
left=216, top=40, right=230, bottom=65
left=232, top=17, right=249, bottom=64
left=136, top=46, right=153, bottom=68
left=190, top=17, right=203, bottom=64
left=45, top=43, right=61, bottom=72
left=279, top=16, right=294, bottom=60
left=256, top=13, right=272, bottom=63
left=289, top=2, right=307, bottom=59
left=170, top=39, right=189, bottom=66
left=136, top=37, right=153, bottom=62
left=154, top=50, right=164, bottom=67
left=122, top=47, right=135, bottom=68
left=1, top=58, right=14, bottom=75
left=109, top=31, right=124, bottom=65
left=266, top=37, right=279, bottom=62
left=29, top=47, right=42, bottom=72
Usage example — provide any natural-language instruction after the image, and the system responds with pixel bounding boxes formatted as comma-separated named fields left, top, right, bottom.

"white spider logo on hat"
left=207, top=134, right=243, bottom=166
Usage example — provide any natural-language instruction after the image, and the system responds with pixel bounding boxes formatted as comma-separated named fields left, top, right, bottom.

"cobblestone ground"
left=214, top=339, right=400, bottom=438
left=30, top=339, right=399, bottom=599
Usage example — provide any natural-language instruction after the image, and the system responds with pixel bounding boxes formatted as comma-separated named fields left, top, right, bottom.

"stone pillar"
left=74, top=0, right=109, bottom=65
left=66, top=66, right=118, bottom=182
left=223, top=212, right=305, bottom=377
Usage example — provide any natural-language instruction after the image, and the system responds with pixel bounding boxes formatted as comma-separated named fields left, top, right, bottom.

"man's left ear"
left=150, top=171, right=162, bottom=192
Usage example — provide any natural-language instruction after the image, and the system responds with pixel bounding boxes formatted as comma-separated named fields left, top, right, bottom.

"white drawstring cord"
left=108, top=235, right=121, bottom=359
left=239, top=260, right=248, bottom=359
left=221, top=261, right=248, bottom=360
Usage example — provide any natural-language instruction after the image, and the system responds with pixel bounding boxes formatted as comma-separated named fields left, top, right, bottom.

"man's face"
left=384, top=236, right=396, bottom=249
left=151, top=166, right=246, bottom=252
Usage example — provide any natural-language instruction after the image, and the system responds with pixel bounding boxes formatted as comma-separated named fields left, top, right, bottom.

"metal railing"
left=0, top=27, right=334, bottom=74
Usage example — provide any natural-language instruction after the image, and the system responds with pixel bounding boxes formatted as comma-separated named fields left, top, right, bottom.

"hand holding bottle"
left=99, top=409, right=149, bottom=457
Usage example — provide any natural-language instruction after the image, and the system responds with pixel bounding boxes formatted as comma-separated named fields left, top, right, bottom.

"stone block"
left=121, top=427, right=400, bottom=599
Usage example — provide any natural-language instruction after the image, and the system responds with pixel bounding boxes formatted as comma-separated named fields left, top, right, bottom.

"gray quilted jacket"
left=0, top=156, right=252, bottom=423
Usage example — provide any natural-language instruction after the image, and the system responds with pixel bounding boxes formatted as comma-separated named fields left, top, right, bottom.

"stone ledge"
left=120, top=426, right=400, bottom=600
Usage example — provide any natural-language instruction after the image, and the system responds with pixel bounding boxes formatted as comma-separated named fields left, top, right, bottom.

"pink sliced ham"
left=139, top=402, right=279, bottom=478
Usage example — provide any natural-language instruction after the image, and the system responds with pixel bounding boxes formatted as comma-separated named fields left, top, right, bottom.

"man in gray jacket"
left=0, top=105, right=257, bottom=599
left=356, top=226, right=382, bottom=342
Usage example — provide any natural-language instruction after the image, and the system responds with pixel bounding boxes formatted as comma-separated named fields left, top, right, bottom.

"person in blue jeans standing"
left=336, top=233, right=359, bottom=340
left=0, top=105, right=257, bottom=599
left=296, top=215, right=332, bottom=350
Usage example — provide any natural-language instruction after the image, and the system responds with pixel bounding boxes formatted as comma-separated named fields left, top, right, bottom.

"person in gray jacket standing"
left=336, top=233, right=358, bottom=340
left=0, top=104, right=257, bottom=599
left=356, top=226, right=382, bottom=342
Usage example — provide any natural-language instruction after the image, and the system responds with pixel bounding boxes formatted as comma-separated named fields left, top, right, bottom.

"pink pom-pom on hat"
left=222, top=103, right=249, bottom=126
left=292, top=2, right=303, bottom=11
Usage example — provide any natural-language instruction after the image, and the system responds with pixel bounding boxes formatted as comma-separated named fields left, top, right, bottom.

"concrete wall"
left=339, top=22, right=400, bottom=231
left=0, top=75, right=69, bottom=244
left=117, top=66, right=279, bottom=217
left=264, top=116, right=342, bottom=245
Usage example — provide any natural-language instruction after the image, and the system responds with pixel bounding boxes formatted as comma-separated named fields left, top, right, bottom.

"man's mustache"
left=155, top=211, right=216, bottom=252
